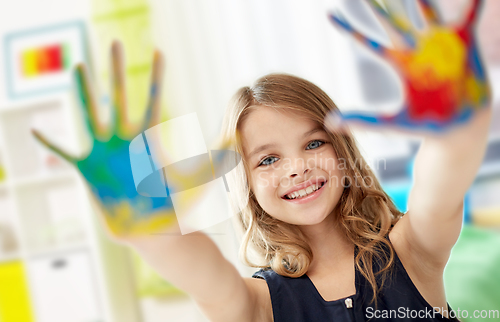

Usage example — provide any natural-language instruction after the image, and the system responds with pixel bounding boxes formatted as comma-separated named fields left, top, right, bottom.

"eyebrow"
left=247, top=126, right=324, bottom=159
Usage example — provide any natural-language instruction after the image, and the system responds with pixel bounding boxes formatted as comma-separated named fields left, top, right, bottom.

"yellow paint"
left=104, top=201, right=178, bottom=236
left=393, top=15, right=412, bottom=32
left=0, top=261, right=34, bottom=322
left=465, top=73, right=486, bottom=106
left=407, top=28, right=466, bottom=90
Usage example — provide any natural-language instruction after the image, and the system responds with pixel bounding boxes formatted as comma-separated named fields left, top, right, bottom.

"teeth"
left=286, top=182, right=323, bottom=200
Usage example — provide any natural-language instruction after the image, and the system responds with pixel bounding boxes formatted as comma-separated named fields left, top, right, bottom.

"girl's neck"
left=299, top=212, right=354, bottom=275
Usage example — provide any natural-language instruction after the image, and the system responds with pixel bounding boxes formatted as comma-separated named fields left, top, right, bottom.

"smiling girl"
left=219, top=72, right=477, bottom=321
left=224, top=74, right=404, bottom=320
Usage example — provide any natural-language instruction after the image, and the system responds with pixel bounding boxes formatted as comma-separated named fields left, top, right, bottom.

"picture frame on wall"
left=3, top=21, right=88, bottom=100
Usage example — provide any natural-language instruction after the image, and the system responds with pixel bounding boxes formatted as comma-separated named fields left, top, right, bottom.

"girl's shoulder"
left=244, top=275, right=273, bottom=322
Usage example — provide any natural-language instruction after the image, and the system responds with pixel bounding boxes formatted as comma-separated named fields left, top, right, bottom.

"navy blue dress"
left=252, top=236, right=460, bottom=321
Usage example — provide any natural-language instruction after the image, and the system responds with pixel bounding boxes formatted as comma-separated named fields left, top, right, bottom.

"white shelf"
left=0, top=94, right=71, bottom=115
left=13, top=169, right=76, bottom=189
left=26, top=241, right=89, bottom=259
left=0, top=252, right=22, bottom=263
left=0, top=95, right=140, bottom=322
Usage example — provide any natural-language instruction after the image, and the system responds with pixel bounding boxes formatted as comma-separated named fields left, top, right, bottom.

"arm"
left=401, top=107, right=491, bottom=267
left=129, top=229, right=272, bottom=322
left=328, top=0, right=491, bottom=267
left=391, top=0, right=491, bottom=268
left=33, top=41, right=272, bottom=322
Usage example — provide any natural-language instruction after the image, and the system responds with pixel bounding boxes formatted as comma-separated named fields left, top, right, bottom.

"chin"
left=293, top=207, right=333, bottom=226
left=304, top=213, right=332, bottom=226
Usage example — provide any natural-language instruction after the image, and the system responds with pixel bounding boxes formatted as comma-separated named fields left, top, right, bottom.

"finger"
left=74, top=64, right=105, bottom=139
left=329, top=12, right=391, bottom=56
left=143, top=50, right=165, bottom=131
left=417, top=0, right=442, bottom=25
left=32, top=129, right=76, bottom=164
left=323, top=109, right=428, bottom=135
left=111, top=40, right=129, bottom=137
left=467, top=44, right=488, bottom=82
left=367, top=0, right=416, bottom=48
left=326, top=110, right=391, bottom=130
left=326, top=108, right=471, bottom=135
left=462, top=0, right=484, bottom=28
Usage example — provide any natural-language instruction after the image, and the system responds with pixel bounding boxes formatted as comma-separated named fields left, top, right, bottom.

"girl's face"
left=241, top=106, right=345, bottom=226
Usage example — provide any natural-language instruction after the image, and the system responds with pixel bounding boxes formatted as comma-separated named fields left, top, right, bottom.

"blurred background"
left=0, top=0, right=498, bottom=321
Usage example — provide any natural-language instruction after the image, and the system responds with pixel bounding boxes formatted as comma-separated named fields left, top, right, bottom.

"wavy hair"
left=221, top=73, right=403, bottom=305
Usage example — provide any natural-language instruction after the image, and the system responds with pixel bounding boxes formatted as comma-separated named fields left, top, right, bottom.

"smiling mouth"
left=282, top=181, right=326, bottom=200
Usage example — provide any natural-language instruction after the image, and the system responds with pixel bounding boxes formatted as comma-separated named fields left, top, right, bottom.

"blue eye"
left=259, top=156, right=279, bottom=166
left=257, top=141, right=325, bottom=167
left=306, top=140, right=325, bottom=150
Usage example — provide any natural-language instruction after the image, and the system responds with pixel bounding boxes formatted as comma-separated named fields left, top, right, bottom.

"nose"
left=280, top=154, right=315, bottom=187
left=290, top=168, right=310, bottom=178
left=288, top=155, right=313, bottom=178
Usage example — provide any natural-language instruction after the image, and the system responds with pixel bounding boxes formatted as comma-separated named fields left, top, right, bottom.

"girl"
left=34, top=0, right=491, bottom=321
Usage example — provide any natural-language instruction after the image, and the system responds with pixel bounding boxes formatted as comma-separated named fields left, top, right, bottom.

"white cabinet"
left=0, top=95, right=140, bottom=322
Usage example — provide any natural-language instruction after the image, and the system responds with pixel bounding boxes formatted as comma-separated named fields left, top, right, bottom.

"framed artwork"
left=3, top=21, right=88, bottom=99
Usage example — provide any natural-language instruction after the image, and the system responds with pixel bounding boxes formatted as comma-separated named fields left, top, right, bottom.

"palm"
left=330, top=0, right=490, bottom=131
left=33, top=43, right=176, bottom=237
left=76, top=135, right=175, bottom=233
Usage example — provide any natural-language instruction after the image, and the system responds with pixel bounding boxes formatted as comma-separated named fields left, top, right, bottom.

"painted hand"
left=328, top=0, right=491, bottom=132
left=32, top=41, right=177, bottom=237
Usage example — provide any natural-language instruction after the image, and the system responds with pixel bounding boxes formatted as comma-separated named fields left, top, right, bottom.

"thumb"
left=31, top=129, right=76, bottom=164
left=324, top=110, right=389, bottom=133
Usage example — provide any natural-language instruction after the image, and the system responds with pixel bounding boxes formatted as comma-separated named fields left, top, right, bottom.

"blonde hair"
left=221, top=73, right=403, bottom=305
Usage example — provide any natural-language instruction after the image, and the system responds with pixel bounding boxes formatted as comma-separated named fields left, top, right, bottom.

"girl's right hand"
left=33, top=41, right=178, bottom=239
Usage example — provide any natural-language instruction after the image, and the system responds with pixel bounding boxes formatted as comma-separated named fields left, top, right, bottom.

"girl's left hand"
left=324, top=1, right=493, bottom=271
left=326, top=0, right=491, bottom=133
